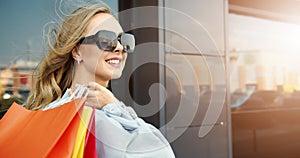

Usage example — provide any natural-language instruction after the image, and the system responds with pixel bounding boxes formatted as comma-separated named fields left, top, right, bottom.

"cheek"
left=80, top=45, right=101, bottom=59
left=123, top=54, right=128, bottom=64
left=81, top=46, right=103, bottom=69
left=87, top=54, right=101, bottom=69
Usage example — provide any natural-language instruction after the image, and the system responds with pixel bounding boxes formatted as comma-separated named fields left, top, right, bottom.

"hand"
left=86, top=82, right=118, bottom=109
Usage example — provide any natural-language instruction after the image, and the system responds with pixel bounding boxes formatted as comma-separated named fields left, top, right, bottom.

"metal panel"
left=167, top=125, right=229, bottom=158
left=163, top=0, right=231, bottom=157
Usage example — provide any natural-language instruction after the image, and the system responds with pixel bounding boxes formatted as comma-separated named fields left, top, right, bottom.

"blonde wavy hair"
left=26, top=4, right=110, bottom=110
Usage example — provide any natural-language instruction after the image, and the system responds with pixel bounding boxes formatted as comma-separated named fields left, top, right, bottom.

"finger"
left=86, top=98, right=99, bottom=105
left=85, top=100, right=100, bottom=109
left=86, top=95, right=99, bottom=102
left=86, top=91, right=101, bottom=101
left=86, top=89, right=96, bottom=96
left=86, top=90, right=104, bottom=99
left=86, top=95, right=99, bottom=103
left=87, top=82, right=100, bottom=90
left=87, top=82, right=107, bottom=91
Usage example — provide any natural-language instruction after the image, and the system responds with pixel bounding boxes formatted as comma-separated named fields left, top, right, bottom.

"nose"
left=113, top=40, right=124, bottom=53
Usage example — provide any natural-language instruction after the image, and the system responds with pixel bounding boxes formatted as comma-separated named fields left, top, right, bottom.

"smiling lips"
left=105, top=57, right=122, bottom=67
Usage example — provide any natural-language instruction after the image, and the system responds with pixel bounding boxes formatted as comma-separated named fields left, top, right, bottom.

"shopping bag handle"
left=43, top=85, right=89, bottom=111
left=68, top=84, right=89, bottom=101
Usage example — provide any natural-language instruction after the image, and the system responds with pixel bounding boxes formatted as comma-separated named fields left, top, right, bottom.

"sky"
left=0, top=0, right=118, bottom=66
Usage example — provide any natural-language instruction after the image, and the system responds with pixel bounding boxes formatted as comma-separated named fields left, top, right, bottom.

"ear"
left=71, top=46, right=83, bottom=61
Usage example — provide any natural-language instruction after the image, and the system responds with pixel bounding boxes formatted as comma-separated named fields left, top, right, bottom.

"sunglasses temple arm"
left=78, top=35, right=97, bottom=44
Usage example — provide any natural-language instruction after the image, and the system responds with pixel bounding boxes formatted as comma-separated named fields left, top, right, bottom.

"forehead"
left=86, top=13, right=123, bottom=36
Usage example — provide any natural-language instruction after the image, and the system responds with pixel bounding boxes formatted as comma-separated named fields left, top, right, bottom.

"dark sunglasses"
left=78, top=30, right=135, bottom=53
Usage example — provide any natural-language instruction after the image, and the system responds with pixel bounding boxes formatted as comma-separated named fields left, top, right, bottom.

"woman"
left=25, top=3, right=175, bottom=158
left=25, top=5, right=119, bottom=110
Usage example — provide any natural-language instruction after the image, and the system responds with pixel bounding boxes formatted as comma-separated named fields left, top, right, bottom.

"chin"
left=110, top=72, right=122, bottom=79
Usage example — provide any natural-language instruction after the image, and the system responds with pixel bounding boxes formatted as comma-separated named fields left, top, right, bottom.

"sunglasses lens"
left=97, top=31, right=117, bottom=51
left=99, top=39, right=117, bottom=51
left=121, top=34, right=135, bottom=53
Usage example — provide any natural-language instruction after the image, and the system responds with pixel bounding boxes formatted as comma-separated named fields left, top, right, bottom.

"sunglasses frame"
left=78, top=30, right=135, bottom=53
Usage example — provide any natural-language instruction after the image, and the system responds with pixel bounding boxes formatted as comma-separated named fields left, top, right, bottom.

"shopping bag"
left=0, top=98, right=86, bottom=158
left=70, top=106, right=97, bottom=158
left=72, top=106, right=93, bottom=158
left=83, top=107, right=97, bottom=158
left=46, top=106, right=82, bottom=158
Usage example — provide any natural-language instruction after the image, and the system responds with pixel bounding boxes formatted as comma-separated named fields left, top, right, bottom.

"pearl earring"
left=77, top=51, right=82, bottom=64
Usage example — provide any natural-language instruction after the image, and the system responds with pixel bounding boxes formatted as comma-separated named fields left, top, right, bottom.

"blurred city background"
left=1, top=0, right=300, bottom=158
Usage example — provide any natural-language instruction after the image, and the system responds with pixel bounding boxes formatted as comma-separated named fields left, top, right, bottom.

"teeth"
left=107, top=59, right=120, bottom=64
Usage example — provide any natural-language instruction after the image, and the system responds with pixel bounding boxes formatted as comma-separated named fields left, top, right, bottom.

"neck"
left=71, top=64, right=109, bottom=89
